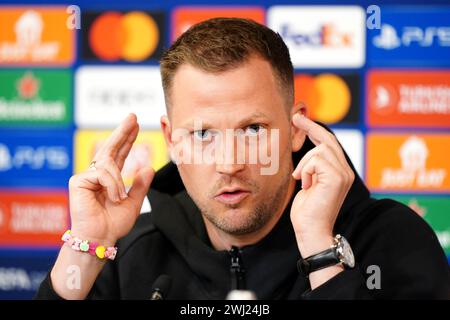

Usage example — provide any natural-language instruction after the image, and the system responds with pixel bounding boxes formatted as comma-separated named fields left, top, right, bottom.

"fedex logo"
left=280, top=23, right=352, bottom=47
left=268, top=6, right=365, bottom=68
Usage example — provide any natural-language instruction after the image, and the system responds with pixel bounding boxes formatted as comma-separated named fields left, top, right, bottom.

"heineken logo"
left=16, top=72, right=40, bottom=100
left=0, top=70, right=71, bottom=125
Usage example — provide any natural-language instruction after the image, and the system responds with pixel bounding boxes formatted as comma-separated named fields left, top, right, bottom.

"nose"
left=215, top=129, right=245, bottom=175
left=216, top=162, right=245, bottom=176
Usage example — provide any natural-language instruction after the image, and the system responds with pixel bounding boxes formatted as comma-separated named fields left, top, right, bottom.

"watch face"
left=336, top=236, right=355, bottom=268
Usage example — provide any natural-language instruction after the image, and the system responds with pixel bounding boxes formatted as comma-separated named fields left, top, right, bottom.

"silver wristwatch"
left=297, top=234, right=355, bottom=276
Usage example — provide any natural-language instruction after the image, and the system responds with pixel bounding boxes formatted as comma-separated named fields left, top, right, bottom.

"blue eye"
left=245, top=124, right=263, bottom=136
left=193, top=129, right=212, bottom=141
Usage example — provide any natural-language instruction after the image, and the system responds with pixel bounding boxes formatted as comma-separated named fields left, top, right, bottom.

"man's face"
left=162, top=56, right=303, bottom=236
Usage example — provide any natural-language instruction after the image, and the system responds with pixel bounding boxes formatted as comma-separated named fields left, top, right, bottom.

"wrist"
left=69, top=229, right=117, bottom=247
left=62, top=230, right=118, bottom=261
left=309, top=264, right=344, bottom=290
left=59, top=242, right=107, bottom=265
left=295, top=231, right=334, bottom=258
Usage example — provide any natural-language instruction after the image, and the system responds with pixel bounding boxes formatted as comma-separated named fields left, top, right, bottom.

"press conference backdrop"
left=0, top=0, right=449, bottom=299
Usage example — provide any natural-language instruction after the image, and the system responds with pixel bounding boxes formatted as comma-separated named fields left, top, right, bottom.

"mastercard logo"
left=88, top=11, right=160, bottom=62
left=294, top=74, right=353, bottom=124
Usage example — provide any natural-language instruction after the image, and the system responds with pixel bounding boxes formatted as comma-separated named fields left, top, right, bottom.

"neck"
left=204, top=177, right=297, bottom=251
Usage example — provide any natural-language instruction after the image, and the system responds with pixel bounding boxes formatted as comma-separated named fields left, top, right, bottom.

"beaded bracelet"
left=61, top=230, right=117, bottom=261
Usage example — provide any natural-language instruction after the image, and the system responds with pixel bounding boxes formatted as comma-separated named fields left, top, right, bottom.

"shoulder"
left=359, top=198, right=437, bottom=239
left=345, top=197, right=443, bottom=253
left=353, top=198, right=450, bottom=298
left=350, top=198, right=449, bottom=276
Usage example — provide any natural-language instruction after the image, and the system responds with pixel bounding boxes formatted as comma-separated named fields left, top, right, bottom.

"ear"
left=290, top=102, right=307, bottom=152
left=160, top=115, right=172, bottom=150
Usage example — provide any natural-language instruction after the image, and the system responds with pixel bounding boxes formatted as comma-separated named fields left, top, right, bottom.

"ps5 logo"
left=373, top=24, right=450, bottom=50
left=0, top=143, right=69, bottom=171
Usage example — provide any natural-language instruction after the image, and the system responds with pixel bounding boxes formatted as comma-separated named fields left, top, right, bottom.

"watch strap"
left=297, top=247, right=340, bottom=277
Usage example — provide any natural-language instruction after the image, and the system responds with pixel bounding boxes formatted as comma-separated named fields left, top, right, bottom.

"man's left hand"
left=290, top=114, right=355, bottom=259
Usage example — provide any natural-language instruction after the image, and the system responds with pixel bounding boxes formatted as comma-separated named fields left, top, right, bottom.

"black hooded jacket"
left=35, top=129, right=450, bottom=300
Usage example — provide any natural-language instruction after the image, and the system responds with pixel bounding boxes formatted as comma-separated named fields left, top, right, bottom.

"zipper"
left=229, top=246, right=246, bottom=290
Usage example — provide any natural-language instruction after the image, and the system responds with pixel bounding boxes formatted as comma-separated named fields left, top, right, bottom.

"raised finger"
left=115, top=124, right=139, bottom=171
left=292, top=113, right=347, bottom=163
left=95, top=113, right=138, bottom=160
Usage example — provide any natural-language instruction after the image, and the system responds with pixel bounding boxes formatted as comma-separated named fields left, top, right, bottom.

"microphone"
left=226, top=290, right=257, bottom=300
left=150, top=275, right=172, bottom=300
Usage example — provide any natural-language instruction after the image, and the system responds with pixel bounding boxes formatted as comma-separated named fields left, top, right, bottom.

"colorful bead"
left=88, top=242, right=98, bottom=256
left=79, top=240, right=89, bottom=252
left=61, top=230, right=72, bottom=242
left=72, top=238, right=82, bottom=251
left=95, top=245, right=106, bottom=259
left=104, top=247, right=117, bottom=260
left=60, top=230, right=117, bottom=261
left=67, top=237, right=75, bottom=247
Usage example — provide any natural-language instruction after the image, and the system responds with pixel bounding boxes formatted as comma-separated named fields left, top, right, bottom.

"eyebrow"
left=180, top=112, right=271, bottom=129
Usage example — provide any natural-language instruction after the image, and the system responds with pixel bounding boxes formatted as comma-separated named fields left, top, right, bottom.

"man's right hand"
left=50, top=114, right=154, bottom=299
left=69, top=113, right=154, bottom=245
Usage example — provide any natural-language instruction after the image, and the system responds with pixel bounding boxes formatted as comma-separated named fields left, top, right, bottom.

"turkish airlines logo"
left=0, top=191, right=69, bottom=245
left=0, top=204, right=6, bottom=233
left=367, top=70, right=450, bottom=128
left=371, top=84, right=397, bottom=115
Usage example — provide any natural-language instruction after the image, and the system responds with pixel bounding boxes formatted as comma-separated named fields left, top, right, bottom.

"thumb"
left=128, top=167, right=155, bottom=208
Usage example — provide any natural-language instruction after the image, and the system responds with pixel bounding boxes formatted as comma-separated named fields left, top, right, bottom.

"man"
left=36, top=18, right=449, bottom=299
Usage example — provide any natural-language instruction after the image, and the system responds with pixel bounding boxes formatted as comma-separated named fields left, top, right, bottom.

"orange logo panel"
left=366, top=133, right=450, bottom=192
left=0, top=191, right=69, bottom=246
left=0, top=7, right=75, bottom=66
left=367, top=70, right=450, bottom=128
left=172, top=7, right=265, bottom=40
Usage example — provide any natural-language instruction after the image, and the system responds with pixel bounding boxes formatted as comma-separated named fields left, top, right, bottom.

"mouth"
left=214, top=187, right=250, bottom=206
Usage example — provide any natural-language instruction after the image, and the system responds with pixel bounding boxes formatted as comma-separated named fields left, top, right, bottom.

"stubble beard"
left=199, top=164, right=292, bottom=236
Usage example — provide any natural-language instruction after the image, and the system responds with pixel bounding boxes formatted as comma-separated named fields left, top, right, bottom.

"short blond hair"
left=160, top=17, right=294, bottom=110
